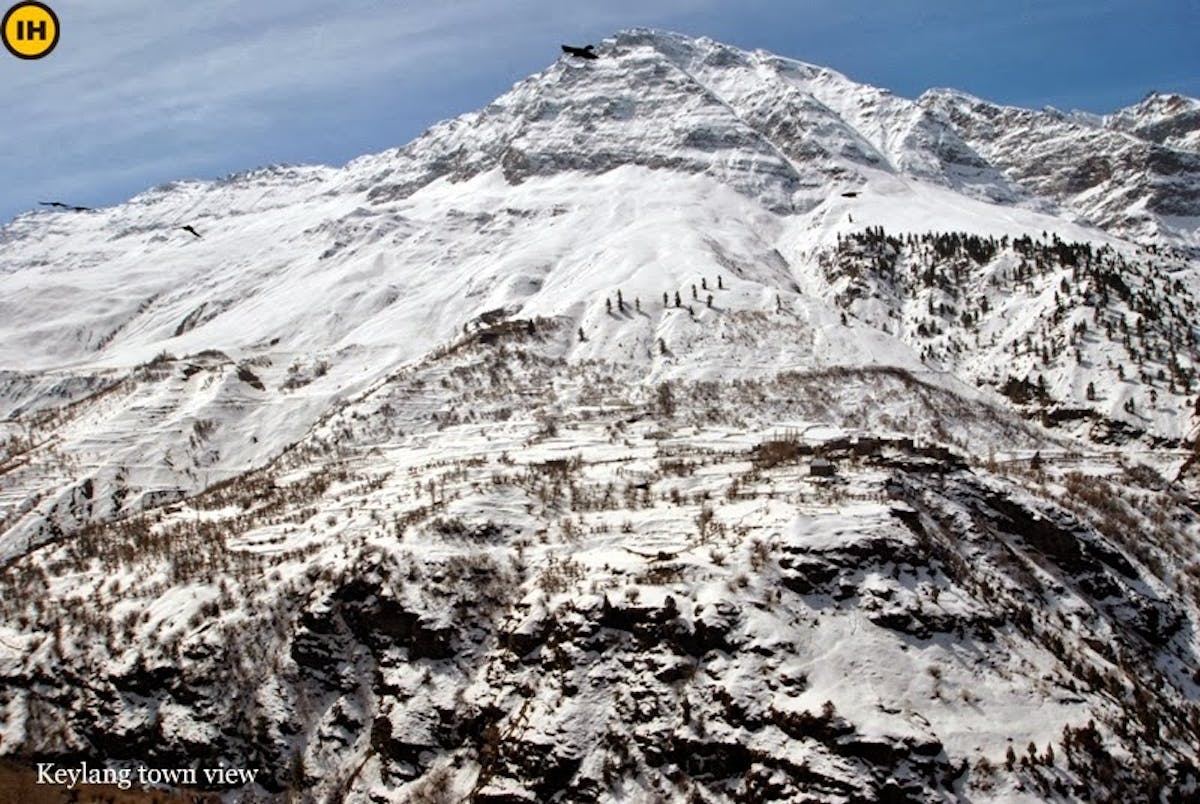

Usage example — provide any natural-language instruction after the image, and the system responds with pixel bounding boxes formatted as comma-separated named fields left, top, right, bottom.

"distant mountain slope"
left=919, top=88, right=1200, bottom=248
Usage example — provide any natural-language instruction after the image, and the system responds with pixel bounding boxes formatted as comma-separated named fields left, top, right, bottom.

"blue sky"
left=0, top=0, right=1196, bottom=224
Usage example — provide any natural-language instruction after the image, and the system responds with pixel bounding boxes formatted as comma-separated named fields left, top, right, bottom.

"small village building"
left=810, top=458, right=836, bottom=478
left=852, top=436, right=882, bottom=456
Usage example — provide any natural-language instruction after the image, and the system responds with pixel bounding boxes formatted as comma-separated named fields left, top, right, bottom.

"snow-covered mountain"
left=919, top=88, right=1200, bottom=248
left=1106, top=91, right=1200, bottom=154
left=1, top=29, right=1199, bottom=803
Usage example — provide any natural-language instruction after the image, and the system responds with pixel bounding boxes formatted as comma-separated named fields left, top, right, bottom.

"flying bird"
left=840, top=191, right=860, bottom=198
left=561, top=44, right=599, bottom=60
left=180, top=225, right=202, bottom=239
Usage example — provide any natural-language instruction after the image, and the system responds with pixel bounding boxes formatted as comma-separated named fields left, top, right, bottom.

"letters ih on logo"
left=2, top=1, right=59, bottom=60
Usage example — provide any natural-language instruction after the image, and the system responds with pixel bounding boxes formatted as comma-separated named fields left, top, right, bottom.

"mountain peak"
left=1106, top=90, right=1200, bottom=152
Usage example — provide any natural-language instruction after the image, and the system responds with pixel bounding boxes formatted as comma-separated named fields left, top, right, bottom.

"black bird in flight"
left=840, top=191, right=860, bottom=198
left=561, top=44, right=599, bottom=60
left=40, top=201, right=91, bottom=211
left=180, top=225, right=202, bottom=239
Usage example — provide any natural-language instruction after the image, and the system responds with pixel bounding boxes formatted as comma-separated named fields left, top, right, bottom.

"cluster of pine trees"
left=823, top=228, right=1200, bottom=408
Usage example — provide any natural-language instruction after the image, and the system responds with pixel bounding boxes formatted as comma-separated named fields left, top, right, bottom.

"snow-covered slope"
left=919, top=88, right=1200, bottom=248
left=1, top=28, right=1199, bottom=803
left=1106, top=91, right=1200, bottom=152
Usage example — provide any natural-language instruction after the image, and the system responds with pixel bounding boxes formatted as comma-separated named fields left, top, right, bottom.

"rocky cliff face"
left=1106, top=92, right=1200, bottom=152
left=1, top=28, right=1198, bottom=804
left=919, top=88, right=1200, bottom=247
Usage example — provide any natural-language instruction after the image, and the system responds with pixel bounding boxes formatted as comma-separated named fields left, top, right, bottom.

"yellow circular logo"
left=2, top=2, right=59, bottom=60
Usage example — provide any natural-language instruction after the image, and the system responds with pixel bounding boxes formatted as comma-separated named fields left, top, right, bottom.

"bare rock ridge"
left=0, top=28, right=1198, bottom=803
